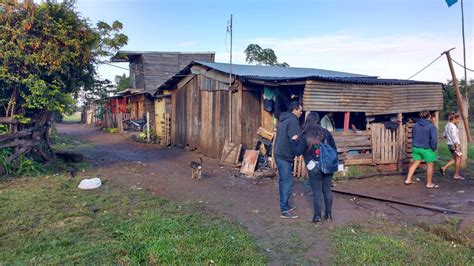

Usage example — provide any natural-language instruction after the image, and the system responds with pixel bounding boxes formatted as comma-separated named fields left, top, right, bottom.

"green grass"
left=62, top=112, right=81, bottom=123
left=51, top=133, right=95, bottom=151
left=332, top=220, right=474, bottom=265
left=438, top=120, right=474, bottom=160
left=334, top=165, right=379, bottom=180
left=0, top=175, right=266, bottom=264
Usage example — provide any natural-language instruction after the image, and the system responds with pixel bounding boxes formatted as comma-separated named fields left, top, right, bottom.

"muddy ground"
left=57, top=123, right=473, bottom=265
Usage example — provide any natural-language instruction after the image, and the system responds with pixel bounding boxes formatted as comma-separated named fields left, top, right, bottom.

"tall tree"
left=0, top=0, right=127, bottom=173
left=244, top=44, right=289, bottom=67
left=115, top=74, right=130, bottom=92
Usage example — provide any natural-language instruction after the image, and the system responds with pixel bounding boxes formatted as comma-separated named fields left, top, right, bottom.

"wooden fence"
left=291, top=123, right=410, bottom=177
left=371, top=123, right=405, bottom=164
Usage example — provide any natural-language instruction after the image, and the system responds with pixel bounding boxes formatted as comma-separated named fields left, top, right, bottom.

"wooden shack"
left=156, top=61, right=443, bottom=172
left=110, top=51, right=215, bottom=132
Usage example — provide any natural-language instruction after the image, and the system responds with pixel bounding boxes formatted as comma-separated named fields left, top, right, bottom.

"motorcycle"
left=125, top=118, right=147, bottom=132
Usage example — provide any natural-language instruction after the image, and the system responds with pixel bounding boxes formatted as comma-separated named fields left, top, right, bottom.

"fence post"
left=117, top=112, right=123, bottom=133
left=146, top=112, right=150, bottom=143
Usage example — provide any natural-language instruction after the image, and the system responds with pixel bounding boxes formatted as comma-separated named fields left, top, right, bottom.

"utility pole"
left=442, top=48, right=471, bottom=167
left=228, top=14, right=233, bottom=142
left=460, top=0, right=468, bottom=91
left=460, top=0, right=469, bottom=134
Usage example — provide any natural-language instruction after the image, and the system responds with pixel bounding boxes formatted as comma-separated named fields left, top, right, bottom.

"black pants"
left=308, top=168, right=333, bottom=219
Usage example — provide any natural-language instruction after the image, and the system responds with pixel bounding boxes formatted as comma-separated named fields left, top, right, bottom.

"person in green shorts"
left=404, top=110, right=439, bottom=188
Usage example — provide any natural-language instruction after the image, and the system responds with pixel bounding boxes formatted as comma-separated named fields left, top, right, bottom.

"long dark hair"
left=301, top=112, right=326, bottom=152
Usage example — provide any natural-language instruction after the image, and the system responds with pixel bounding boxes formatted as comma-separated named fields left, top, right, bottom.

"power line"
left=407, top=54, right=443, bottom=80
left=103, top=61, right=129, bottom=71
left=452, top=58, right=474, bottom=72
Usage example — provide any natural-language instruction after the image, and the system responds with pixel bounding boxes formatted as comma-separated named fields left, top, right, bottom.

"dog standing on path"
left=190, top=157, right=203, bottom=180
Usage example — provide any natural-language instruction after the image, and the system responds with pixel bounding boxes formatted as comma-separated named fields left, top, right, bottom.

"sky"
left=72, top=0, right=473, bottom=83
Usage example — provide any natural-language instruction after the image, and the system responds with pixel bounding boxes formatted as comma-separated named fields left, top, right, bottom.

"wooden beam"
left=245, top=79, right=306, bottom=86
left=332, top=187, right=466, bottom=214
left=397, top=113, right=404, bottom=172
left=191, top=66, right=234, bottom=84
left=0, top=117, right=19, bottom=124
left=177, top=74, right=195, bottom=90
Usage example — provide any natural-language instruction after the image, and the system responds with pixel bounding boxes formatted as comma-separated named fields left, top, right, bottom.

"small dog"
left=190, top=157, right=203, bottom=180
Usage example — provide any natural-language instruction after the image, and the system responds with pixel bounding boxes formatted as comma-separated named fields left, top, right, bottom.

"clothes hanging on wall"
left=263, top=87, right=276, bottom=112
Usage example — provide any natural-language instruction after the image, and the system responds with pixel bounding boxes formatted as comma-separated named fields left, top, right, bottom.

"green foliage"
left=442, top=79, right=472, bottom=119
left=244, top=44, right=289, bottom=67
left=0, top=124, right=8, bottom=134
left=0, top=148, right=13, bottom=175
left=0, top=148, right=45, bottom=176
left=0, top=175, right=266, bottom=264
left=0, top=0, right=127, bottom=116
left=106, top=127, right=119, bottom=134
left=115, top=73, right=130, bottom=92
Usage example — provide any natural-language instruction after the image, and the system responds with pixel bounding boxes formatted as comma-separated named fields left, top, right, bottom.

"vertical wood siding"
left=172, top=75, right=261, bottom=159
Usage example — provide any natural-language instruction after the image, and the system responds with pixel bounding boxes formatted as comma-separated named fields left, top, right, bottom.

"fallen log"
left=0, top=117, right=19, bottom=124
left=332, top=187, right=467, bottom=214
left=0, top=131, right=33, bottom=142
left=346, top=170, right=425, bottom=180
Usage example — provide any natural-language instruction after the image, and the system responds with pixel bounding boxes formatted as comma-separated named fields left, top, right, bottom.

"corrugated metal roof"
left=194, top=61, right=376, bottom=79
left=155, top=61, right=442, bottom=95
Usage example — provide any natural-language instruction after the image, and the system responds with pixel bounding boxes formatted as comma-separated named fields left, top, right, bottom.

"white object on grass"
left=78, top=177, right=102, bottom=190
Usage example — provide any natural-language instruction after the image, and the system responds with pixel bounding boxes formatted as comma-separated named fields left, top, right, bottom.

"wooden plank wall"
left=304, top=81, right=443, bottom=115
left=142, top=53, right=215, bottom=92
left=130, top=57, right=145, bottom=90
left=172, top=74, right=261, bottom=159
left=391, top=84, right=443, bottom=114
left=405, top=122, right=415, bottom=162
left=241, top=90, right=262, bottom=150
left=304, top=80, right=392, bottom=115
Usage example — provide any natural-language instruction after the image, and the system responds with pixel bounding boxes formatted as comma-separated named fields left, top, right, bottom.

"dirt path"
left=57, top=123, right=473, bottom=264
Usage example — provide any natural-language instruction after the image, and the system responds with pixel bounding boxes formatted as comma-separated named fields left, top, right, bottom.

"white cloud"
left=215, top=34, right=474, bottom=82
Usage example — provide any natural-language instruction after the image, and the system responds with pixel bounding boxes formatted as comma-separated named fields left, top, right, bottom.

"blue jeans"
left=308, top=168, right=333, bottom=219
left=276, top=158, right=294, bottom=213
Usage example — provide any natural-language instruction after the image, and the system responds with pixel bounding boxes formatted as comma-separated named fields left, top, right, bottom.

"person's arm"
left=290, top=135, right=306, bottom=156
left=430, top=125, right=438, bottom=151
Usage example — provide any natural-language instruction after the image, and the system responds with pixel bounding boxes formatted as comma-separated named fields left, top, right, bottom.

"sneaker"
left=324, top=213, right=333, bottom=222
left=280, top=211, right=299, bottom=219
left=310, top=216, right=322, bottom=223
left=289, top=206, right=296, bottom=211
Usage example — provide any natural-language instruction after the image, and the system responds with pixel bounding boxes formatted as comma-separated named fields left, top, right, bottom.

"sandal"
left=454, top=176, right=465, bottom=180
left=439, top=168, right=446, bottom=176
left=426, top=184, right=440, bottom=189
left=404, top=180, right=414, bottom=185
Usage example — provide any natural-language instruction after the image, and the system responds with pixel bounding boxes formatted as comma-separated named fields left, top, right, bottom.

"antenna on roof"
left=228, top=14, right=233, bottom=86
left=227, top=14, right=233, bottom=141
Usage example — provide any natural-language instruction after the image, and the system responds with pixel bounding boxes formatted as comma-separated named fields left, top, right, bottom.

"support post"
left=343, top=112, right=350, bottom=132
left=146, top=112, right=150, bottom=143
left=442, top=48, right=471, bottom=167
left=397, top=113, right=404, bottom=172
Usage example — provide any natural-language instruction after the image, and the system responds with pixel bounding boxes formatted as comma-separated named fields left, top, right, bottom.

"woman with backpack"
left=291, top=112, right=338, bottom=223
